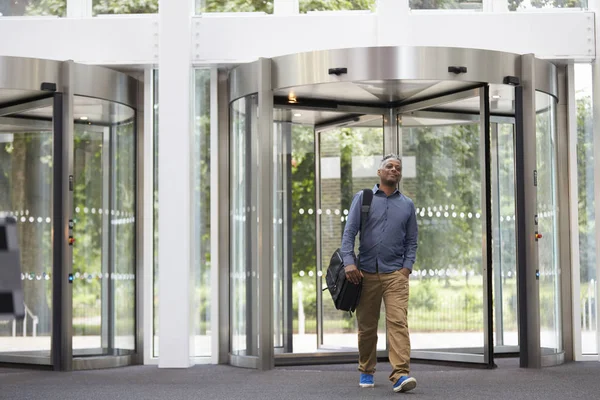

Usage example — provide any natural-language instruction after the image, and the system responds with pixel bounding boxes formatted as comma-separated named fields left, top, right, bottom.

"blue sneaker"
left=359, top=373, right=374, bottom=388
left=393, top=376, right=417, bottom=393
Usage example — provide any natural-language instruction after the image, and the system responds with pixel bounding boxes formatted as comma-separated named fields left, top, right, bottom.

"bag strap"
left=360, top=189, right=373, bottom=236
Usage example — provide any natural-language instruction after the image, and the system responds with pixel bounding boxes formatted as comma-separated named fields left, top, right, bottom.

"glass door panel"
left=492, top=122, right=519, bottom=350
left=398, top=87, right=492, bottom=364
left=317, top=118, right=385, bottom=351
left=273, top=118, right=318, bottom=354
left=400, top=114, right=485, bottom=356
left=0, top=106, right=54, bottom=364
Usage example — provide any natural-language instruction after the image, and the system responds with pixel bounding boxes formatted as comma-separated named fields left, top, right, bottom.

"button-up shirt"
left=340, top=184, right=418, bottom=274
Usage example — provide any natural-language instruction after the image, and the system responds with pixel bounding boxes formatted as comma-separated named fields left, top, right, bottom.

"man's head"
left=377, top=154, right=402, bottom=186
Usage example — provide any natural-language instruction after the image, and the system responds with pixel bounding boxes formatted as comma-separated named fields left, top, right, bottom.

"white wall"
left=0, top=11, right=594, bottom=66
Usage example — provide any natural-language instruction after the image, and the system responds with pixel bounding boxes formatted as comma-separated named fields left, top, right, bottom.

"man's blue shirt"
left=340, top=184, right=418, bottom=274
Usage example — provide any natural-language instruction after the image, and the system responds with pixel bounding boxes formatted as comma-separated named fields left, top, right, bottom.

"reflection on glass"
left=193, top=69, right=212, bottom=357
left=319, top=124, right=385, bottom=351
left=72, top=96, right=136, bottom=356
left=575, top=63, right=596, bottom=355
left=196, top=0, right=274, bottom=13
left=0, top=127, right=53, bottom=361
left=494, top=123, right=518, bottom=348
left=0, top=0, right=66, bottom=17
left=230, top=95, right=259, bottom=357
left=92, top=0, right=158, bottom=16
left=536, top=92, right=562, bottom=354
left=401, top=119, right=485, bottom=353
left=410, top=0, right=482, bottom=10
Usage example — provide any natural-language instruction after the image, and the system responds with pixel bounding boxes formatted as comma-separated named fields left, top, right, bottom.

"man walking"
left=340, top=154, right=418, bottom=393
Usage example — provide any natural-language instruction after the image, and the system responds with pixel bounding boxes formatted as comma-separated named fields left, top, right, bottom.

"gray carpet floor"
left=1, top=358, right=600, bottom=400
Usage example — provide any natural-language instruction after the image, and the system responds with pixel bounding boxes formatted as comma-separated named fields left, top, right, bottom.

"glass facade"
left=575, top=63, right=597, bottom=356
left=192, top=69, right=212, bottom=357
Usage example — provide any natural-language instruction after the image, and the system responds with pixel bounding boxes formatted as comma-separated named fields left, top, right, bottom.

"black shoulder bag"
left=323, top=188, right=373, bottom=314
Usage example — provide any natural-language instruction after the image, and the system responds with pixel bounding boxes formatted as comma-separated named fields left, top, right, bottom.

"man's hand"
left=344, top=264, right=363, bottom=285
left=400, top=268, right=410, bottom=278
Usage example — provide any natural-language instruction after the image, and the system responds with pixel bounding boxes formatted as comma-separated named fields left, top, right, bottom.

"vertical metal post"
left=52, top=60, right=74, bottom=371
left=556, top=66, right=573, bottom=362
left=257, top=57, right=274, bottom=370
left=245, top=98, right=256, bottom=356
left=491, top=122, right=504, bottom=347
left=516, top=54, right=541, bottom=368
left=215, top=69, right=230, bottom=364
left=384, top=108, right=399, bottom=155
left=480, top=86, right=494, bottom=367
left=108, top=124, right=117, bottom=354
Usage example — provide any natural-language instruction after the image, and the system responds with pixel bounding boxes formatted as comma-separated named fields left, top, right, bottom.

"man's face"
left=378, top=159, right=402, bottom=185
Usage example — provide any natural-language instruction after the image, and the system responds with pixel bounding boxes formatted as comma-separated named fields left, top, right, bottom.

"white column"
left=143, top=67, right=157, bottom=365
left=158, top=0, right=194, bottom=368
left=376, top=0, right=410, bottom=47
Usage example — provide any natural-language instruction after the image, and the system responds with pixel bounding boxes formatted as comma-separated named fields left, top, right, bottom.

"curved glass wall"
left=72, top=96, right=136, bottom=356
left=0, top=107, right=54, bottom=362
left=535, top=92, right=562, bottom=356
left=230, top=94, right=260, bottom=358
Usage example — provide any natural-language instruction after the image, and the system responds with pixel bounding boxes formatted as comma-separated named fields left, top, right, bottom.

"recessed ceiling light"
left=80, top=116, right=89, bottom=120
left=288, top=92, right=298, bottom=104
left=492, top=95, right=501, bottom=99
left=294, top=113, right=302, bottom=117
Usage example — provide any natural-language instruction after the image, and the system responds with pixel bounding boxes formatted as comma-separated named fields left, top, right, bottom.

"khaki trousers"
left=356, top=269, right=410, bottom=383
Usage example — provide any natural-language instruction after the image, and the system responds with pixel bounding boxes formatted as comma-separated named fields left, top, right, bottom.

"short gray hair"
left=379, top=154, right=402, bottom=170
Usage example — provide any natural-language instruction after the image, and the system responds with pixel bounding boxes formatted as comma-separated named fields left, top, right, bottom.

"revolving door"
left=227, top=47, right=563, bottom=370
left=0, top=57, right=140, bottom=371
